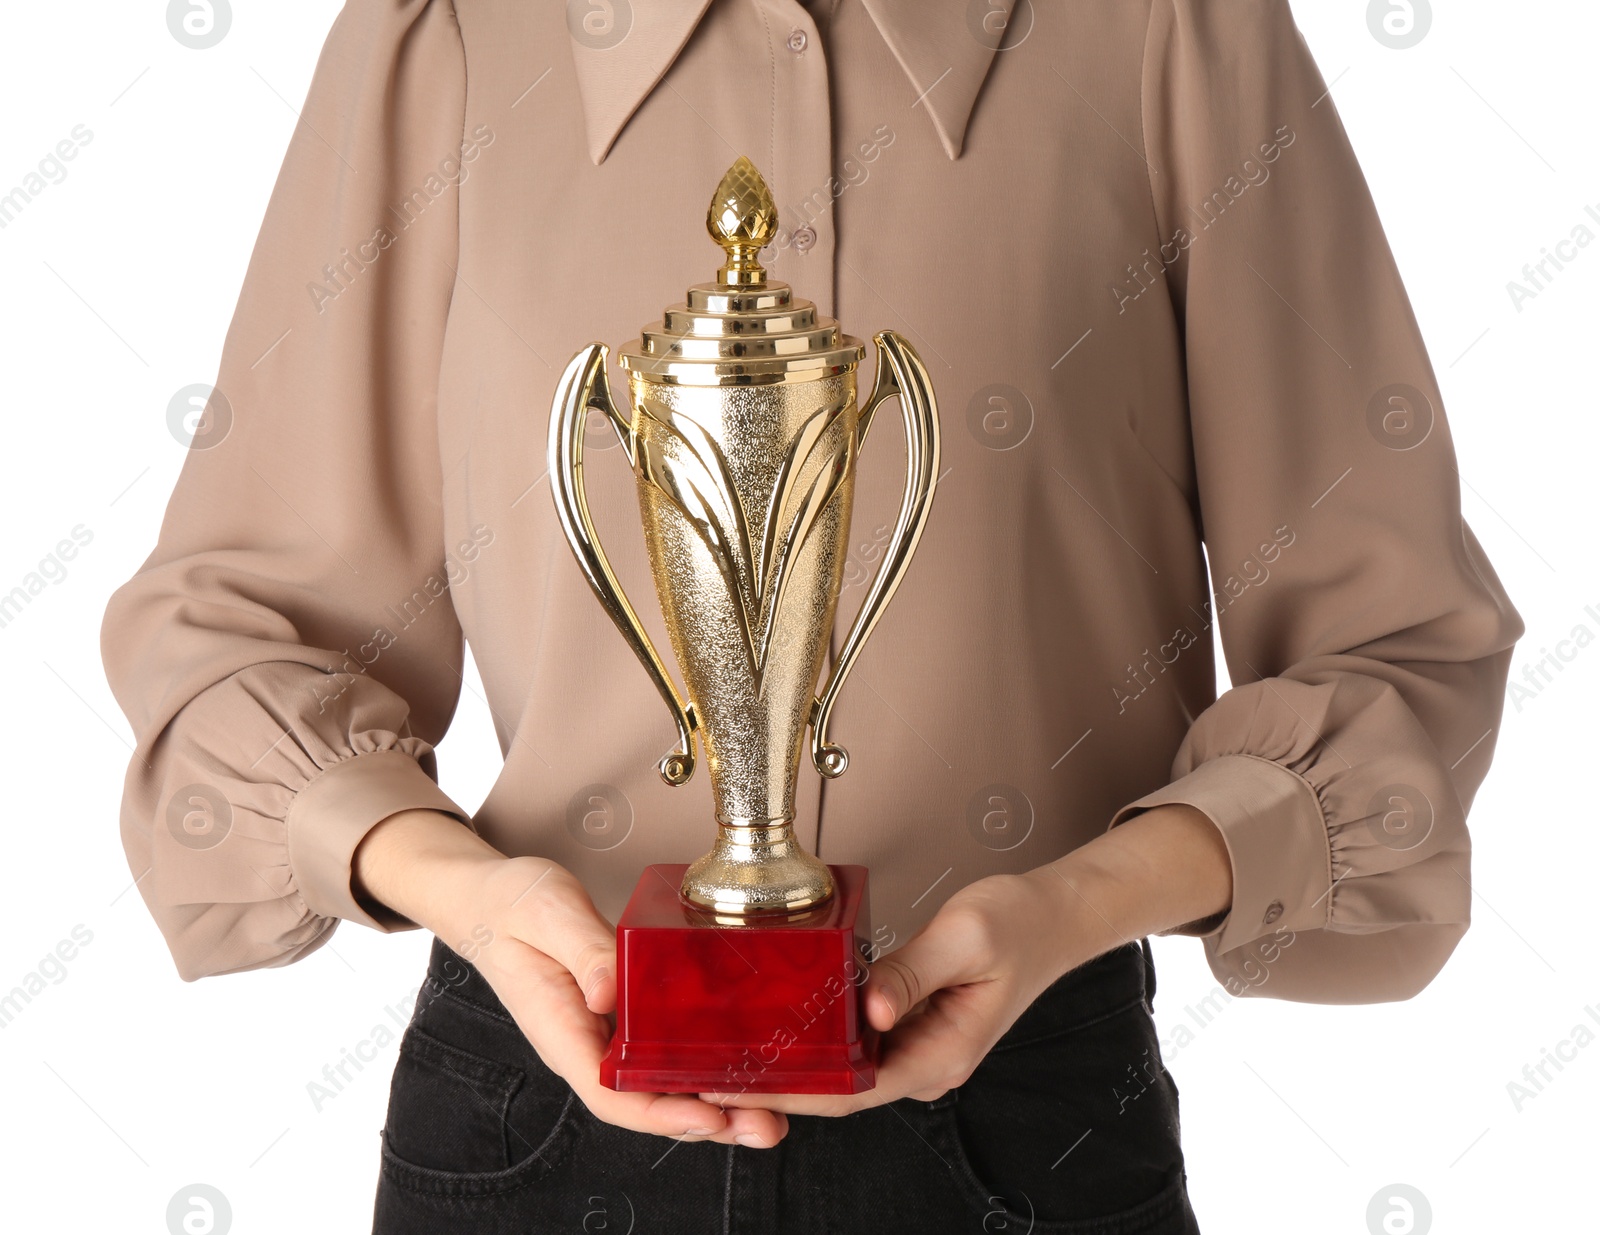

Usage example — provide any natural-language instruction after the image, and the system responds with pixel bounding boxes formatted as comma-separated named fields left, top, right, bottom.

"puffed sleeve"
left=1109, top=0, right=1525, bottom=1002
left=101, top=0, right=474, bottom=980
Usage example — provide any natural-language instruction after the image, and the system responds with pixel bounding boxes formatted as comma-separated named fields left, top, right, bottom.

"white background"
left=0, top=2, right=1594, bottom=1232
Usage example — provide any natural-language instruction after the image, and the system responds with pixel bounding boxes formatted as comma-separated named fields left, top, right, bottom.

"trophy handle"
left=549, top=344, right=698, bottom=786
left=809, top=330, right=940, bottom=778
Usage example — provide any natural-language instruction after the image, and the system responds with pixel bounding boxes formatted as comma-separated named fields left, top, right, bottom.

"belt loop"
left=1140, top=936, right=1156, bottom=1010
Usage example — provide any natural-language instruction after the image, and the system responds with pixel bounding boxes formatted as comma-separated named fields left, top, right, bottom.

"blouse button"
left=1262, top=900, right=1284, bottom=926
left=792, top=225, right=817, bottom=253
left=787, top=28, right=808, bottom=54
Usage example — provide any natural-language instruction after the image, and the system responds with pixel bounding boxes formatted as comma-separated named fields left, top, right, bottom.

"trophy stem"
left=681, top=821, right=836, bottom=916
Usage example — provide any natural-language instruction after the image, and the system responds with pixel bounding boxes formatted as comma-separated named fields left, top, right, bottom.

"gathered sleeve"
left=101, top=0, right=475, bottom=980
left=1110, top=0, right=1525, bottom=1003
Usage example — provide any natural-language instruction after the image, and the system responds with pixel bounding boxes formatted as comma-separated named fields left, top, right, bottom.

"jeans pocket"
left=927, top=1000, right=1198, bottom=1234
left=378, top=1012, right=582, bottom=1198
left=384, top=1026, right=528, bottom=1173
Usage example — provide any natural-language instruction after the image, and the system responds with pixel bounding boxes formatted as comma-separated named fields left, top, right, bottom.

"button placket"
left=756, top=0, right=836, bottom=317
left=753, top=1, right=837, bottom=866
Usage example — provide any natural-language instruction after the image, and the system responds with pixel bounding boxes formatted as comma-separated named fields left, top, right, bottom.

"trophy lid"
left=619, top=157, right=865, bottom=387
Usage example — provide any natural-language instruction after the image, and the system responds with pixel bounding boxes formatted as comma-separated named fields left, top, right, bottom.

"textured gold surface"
left=633, top=372, right=855, bottom=822
left=684, top=824, right=836, bottom=916
left=547, top=158, right=941, bottom=915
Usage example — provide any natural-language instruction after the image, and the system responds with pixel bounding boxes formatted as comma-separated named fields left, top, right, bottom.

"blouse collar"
left=569, top=0, right=1017, bottom=165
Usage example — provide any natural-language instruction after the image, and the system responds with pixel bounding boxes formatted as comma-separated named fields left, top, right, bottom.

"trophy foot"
left=603, top=863, right=878, bottom=1094
left=681, top=821, right=835, bottom=915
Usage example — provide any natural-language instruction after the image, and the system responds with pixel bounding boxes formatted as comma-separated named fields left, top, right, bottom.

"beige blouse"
left=103, top=0, right=1523, bottom=1002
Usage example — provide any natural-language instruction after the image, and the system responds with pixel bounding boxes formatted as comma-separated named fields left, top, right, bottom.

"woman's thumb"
left=864, top=925, right=970, bottom=1033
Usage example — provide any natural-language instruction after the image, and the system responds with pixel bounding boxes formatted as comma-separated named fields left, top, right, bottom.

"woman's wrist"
left=351, top=808, right=504, bottom=936
left=1032, top=803, right=1234, bottom=962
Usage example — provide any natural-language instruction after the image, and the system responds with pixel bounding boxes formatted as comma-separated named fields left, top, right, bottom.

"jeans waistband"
left=990, top=936, right=1154, bottom=1052
left=421, top=932, right=1154, bottom=1050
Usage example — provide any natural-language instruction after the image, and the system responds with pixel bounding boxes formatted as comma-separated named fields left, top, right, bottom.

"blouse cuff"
left=284, top=749, right=471, bottom=931
left=1109, top=753, right=1332, bottom=954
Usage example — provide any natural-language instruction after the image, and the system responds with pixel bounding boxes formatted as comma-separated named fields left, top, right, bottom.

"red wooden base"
left=599, top=863, right=879, bottom=1095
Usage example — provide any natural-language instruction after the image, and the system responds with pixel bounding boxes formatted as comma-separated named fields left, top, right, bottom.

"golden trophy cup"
left=548, top=158, right=939, bottom=1093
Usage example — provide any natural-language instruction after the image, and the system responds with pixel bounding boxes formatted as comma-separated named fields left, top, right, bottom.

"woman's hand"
left=353, top=809, right=788, bottom=1148
left=705, top=802, right=1232, bottom=1116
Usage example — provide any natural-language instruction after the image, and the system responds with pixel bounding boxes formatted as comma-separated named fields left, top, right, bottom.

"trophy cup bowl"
left=548, top=157, right=939, bottom=1093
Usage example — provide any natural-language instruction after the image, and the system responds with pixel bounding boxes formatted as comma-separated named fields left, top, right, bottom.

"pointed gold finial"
left=706, top=156, right=776, bottom=287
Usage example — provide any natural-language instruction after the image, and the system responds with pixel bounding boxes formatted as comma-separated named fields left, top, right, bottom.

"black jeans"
left=373, top=936, right=1200, bottom=1234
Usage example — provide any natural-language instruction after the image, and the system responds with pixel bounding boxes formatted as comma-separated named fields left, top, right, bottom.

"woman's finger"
left=509, top=866, right=620, bottom=1014
left=869, top=991, right=986, bottom=1101
left=703, top=906, right=1001, bottom=1113
left=700, top=1088, right=874, bottom=1118
left=492, top=939, right=788, bottom=1145
left=707, top=974, right=1000, bottom=1115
